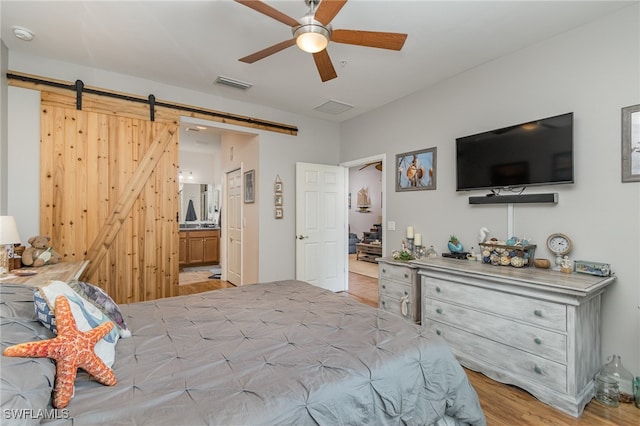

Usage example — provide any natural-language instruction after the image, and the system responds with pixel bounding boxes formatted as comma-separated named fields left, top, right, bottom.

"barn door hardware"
left=75, top=80, right=84, bottom=110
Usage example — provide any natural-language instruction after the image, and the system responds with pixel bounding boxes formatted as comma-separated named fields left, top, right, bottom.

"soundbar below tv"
left=468, top=193, right=558, bottom=204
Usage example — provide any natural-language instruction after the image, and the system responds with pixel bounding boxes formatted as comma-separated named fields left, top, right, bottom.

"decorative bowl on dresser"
left=377, top=257, right=420, bottom=323
left=412, top=257, right=615, bottom=417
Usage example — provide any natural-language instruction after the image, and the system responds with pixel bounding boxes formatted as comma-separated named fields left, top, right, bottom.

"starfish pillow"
left=3, top=295, right=117, bottom=408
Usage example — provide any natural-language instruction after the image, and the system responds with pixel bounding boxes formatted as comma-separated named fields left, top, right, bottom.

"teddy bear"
left=21, top=235, right=63, bottom=267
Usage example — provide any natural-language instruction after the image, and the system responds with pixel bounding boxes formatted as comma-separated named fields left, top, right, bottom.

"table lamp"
left=0, top=216, right=22, bottom=275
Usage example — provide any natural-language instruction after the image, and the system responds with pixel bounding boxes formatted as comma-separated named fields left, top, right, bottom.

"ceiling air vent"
left=314, top=100, right=354, bottom=115
left=215, top=76, right=252, bottom=90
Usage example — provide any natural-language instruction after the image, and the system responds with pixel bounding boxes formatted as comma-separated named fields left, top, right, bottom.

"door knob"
left=297, top=235, right=309, bottom=240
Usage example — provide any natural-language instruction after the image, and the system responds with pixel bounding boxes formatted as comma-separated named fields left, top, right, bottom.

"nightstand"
left=0, top=260, right=89, bottom=287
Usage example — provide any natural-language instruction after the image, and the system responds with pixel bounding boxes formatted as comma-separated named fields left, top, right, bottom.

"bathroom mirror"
left=180, top=183, right=220, bottom=224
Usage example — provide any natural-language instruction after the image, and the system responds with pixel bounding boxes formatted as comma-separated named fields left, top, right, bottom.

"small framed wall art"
left=621, top=104, right=640, bottom=183
left=396, top=147, right=437, bottom=191
left=274, top=175, right=283, bottom=219
left=244, top=170, right=255, bottom=203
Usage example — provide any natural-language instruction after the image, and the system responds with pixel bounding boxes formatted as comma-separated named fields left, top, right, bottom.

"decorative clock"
left=546, top=233, right=572, bottom=270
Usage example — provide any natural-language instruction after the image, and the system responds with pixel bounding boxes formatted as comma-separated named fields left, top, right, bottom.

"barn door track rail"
left=7, top=71, right=298, bottom=135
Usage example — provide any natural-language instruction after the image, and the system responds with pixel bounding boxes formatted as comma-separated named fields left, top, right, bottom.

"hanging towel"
left=185, top=199, right=198, bottom=221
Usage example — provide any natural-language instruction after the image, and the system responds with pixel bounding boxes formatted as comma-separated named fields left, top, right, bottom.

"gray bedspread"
left=1, top=280, right=485, bottom=425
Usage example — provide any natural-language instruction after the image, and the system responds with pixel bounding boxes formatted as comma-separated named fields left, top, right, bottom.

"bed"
left=1, top=280, right=485, bottom=425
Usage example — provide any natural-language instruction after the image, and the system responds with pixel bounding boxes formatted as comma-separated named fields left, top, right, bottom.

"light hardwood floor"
left=177, top=269, right=638, bottom=425
left=177, top=274, right=235, bottom=295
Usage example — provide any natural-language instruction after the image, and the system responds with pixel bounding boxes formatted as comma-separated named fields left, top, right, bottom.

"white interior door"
left=295, top=162, right=347, bottom=292
left=226, top=168, right=242, bottom=285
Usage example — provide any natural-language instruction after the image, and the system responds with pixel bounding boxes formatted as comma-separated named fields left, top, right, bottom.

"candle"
left=406, top=226, right=414, bottom=239
left=414, top=233, right=422, bottom=246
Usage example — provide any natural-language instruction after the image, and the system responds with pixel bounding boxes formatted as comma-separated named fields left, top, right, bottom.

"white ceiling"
left=1, top=0, right=634, bottom=128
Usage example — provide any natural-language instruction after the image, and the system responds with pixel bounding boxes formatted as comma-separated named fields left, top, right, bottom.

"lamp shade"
left=0, top=216, right=21, bottom=245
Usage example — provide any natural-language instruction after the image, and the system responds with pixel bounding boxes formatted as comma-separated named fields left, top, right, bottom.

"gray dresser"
left=414, top=257, right=615, bottom=417
left=377, top=257, right=420, bottom=323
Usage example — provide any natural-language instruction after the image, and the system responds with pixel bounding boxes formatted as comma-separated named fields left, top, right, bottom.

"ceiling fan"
left=359, top=161, right=382, bottom=171
left=235, top=0, right=408, bottom=82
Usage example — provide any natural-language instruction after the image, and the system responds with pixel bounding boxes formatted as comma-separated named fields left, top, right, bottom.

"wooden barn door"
left=39, top=91, right=179, bottom=304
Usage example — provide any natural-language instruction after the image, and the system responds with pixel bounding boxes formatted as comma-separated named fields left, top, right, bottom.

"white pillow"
left=34, top=280, right=119, bottom=367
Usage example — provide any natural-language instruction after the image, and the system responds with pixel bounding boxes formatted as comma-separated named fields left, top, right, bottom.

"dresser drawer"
left=378, top=295, right=420, bottom=324
left=424, top=299, right=567, bottom=364
left=380, top=279, right=412, bottom=299
left=426, top=321, right=567, bottom=394
left=423, top=277, right=567, bottom=332
left=378, top=294, right=411, bottom=319
left=379, top=263, right=413, bottom=284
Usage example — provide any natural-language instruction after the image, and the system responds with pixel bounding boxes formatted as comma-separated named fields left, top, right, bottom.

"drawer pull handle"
left=534, top=309, right=543, bottom=317
left=382, top=284, right=386, bottom=289
left=404, top=291, right=408, bottom=296
left=400, top=295, right=409, bottom=317
left=382, top=268, right=386, bottom=274
left=404, top=273, right=409, bottom=279
left=436, top=330, right=442, bottom=336
left=534, top=366, right=543, bottom=375
left=381, top=301, right=386, bottom=306
left=534, top=338, right=542, bottom=345
left=436, top=286, right=441, bottom=293
left=436, top=308, right=443, bottom=314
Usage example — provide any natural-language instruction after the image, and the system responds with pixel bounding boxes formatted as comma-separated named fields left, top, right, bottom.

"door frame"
left=340, top=154, right=387, bottom=291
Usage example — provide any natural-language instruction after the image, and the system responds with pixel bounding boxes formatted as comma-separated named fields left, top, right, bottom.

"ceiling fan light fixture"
left=293, top=15, right=330, bottom=53
left=295, top=26, right=329, bottom=53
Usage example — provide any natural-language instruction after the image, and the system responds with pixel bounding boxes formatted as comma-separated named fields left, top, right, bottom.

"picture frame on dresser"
left=396, top=147, right=437, bottom=191
left=621, top=103, right=640, bottom=182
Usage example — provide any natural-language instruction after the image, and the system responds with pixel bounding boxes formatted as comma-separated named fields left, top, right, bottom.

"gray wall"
left=340, top=5, right=640, bottom=372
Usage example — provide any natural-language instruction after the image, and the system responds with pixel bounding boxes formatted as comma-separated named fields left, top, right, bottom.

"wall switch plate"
left=387, top=221, right=396, bottom=231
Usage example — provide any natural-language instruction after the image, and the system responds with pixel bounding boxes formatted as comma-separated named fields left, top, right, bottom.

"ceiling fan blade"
left=312, top=49, right=337, bottom=82
left=314, top=0, right=348, bottom=26
left=331, top=29, right=407, bottom=50
left=359, top=161, right=383, bottom=171
left=239, top=38, right=297, bottom=63
left=234, top=0, right=300, bottom=27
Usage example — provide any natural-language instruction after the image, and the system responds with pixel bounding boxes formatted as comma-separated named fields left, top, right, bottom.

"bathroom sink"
left=179, top=223, right=200, bottom=229
left=179, top=223, right=218, bottom=230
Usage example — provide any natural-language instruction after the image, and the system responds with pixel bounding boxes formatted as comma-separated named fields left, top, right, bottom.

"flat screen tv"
left=455, top=112, right=574, bottom=192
